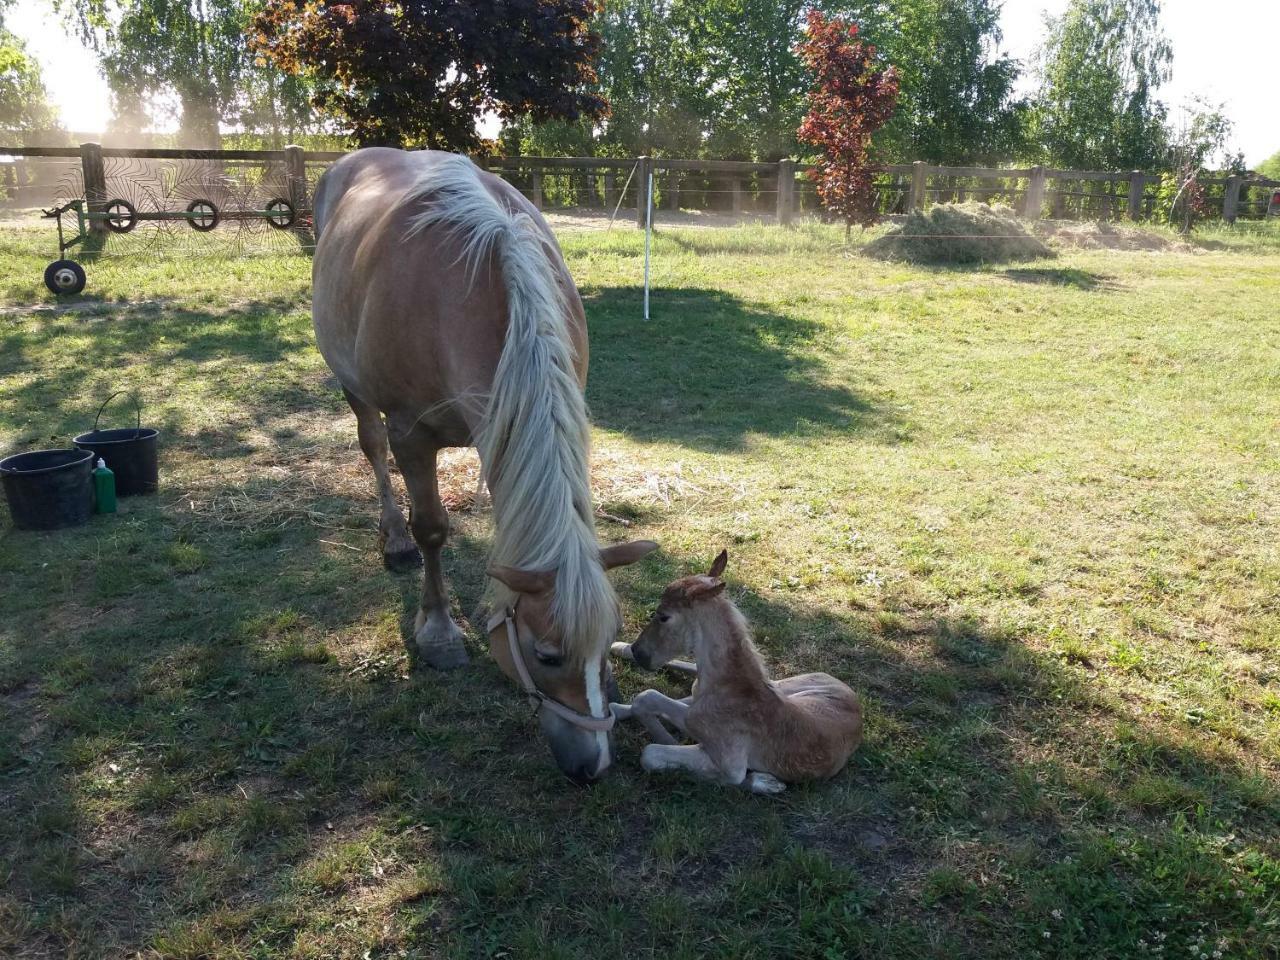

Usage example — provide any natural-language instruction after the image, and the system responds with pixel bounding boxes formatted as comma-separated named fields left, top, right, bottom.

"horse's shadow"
left=583, top=286, right=905, bottom=451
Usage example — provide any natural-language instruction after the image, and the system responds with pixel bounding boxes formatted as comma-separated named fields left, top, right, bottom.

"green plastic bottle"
left=93, top=458, right=117, bottom=514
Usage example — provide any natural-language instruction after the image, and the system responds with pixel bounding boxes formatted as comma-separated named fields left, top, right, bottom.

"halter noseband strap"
left=488, top=604, right=617, bottom=733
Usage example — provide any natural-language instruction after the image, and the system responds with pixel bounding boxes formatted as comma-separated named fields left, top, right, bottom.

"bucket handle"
left=93, top=390, right=142, bottom=435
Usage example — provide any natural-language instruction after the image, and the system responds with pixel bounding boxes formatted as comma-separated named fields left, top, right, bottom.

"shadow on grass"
left=3, top=497, right=1275, bottom=958
left=0, top=297, right=322, bottom=452
left=1001, top=267, right=1120, bottom=291
left=1, top=281, right=1275, bottom=959
left=584, top=286, right=905, bottom=451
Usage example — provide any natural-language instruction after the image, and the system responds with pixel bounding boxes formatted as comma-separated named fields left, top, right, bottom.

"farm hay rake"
left=39, top=151, right=317, bottom=295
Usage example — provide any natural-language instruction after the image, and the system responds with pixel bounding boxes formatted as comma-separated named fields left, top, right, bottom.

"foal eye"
left=657, top=612, right=671, bottom=624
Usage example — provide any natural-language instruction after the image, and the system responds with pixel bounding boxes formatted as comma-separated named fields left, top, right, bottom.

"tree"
left=0, top=27, right=59, bottom=135
left=797, top=10, right=898, bottom=236
left=835, top=0, right=1025, bottom=165
left=1165, top=96, right=1241, bottom=173
left=1253, top=149, right=1280, bottom=181
left=1031, top=0, right=1172, bottom=170
left=62, top=0, right=318, bottom=147
left=252, top=0, right=607, bottom=150
left=504, top=0, right=811, bottom=161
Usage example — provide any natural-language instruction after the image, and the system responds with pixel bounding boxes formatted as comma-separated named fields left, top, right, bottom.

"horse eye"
left=533, top=648, right=564, bottom=667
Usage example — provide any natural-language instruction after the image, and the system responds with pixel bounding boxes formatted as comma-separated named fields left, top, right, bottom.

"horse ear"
left=708, top=549, right=728, bottom=579
left=487, top=565, right=555, bottom=595
left=600, top=539, right=659, bottom=570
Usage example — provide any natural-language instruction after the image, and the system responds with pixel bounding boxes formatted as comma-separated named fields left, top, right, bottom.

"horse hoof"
left=413, top=614, right=469, bottom=670
left=383, top=545, right=422, bottom=571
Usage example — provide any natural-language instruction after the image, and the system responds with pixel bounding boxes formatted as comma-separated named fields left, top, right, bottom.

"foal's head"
left=487, top=539, right=658, bottom=784
left=631, top=549, right=729, bottom=670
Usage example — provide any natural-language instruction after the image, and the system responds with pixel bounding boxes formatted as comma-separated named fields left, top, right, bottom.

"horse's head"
left=487, top=539, right=658, bottom=783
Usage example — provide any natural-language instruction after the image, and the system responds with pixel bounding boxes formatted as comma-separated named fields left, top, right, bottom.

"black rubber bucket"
left=0, top=448, right=95, bottom=530
left=73, top=392, right=159, bottom=496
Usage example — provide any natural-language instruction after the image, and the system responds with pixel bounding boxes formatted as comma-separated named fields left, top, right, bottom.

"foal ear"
left=688, top=579, right=727, bottom=601
left=487, top=565, right=555, bottom=595
left=708, top=549, right=728, bottom=579
left=600, top=539, right=659, bottom=570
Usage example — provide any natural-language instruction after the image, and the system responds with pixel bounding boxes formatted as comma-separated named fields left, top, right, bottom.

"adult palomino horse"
left=312, top=148, right=656, bottom=782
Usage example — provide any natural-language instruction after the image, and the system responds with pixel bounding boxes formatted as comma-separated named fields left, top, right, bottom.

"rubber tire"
left=104, top=198, right=138, bottom=234
left=186, top=199, right=219, bottom=232
left=44, top=259, right=86, bottom=296
left=265, top=198, right=296, bottom=230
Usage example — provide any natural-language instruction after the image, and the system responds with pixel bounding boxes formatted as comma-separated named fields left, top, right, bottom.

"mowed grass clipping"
left=866, top=202, right=1053, bottom=263
left=1, top=220, right=1279, bottom=959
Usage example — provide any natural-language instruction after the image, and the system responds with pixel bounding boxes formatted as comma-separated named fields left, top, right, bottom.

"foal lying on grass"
left=612, top=551, right=863, bottom=795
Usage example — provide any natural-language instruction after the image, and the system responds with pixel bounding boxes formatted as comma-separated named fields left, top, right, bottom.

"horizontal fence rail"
left=2, top=145, right=1278, bottom=227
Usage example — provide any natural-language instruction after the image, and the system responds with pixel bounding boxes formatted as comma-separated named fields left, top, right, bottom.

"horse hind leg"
left=386, top=432, right=469, bottom=670
left=343, top=388, right=420, bottom=571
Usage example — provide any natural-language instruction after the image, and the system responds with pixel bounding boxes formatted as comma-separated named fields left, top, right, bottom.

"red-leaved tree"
left=797, top=11, right=899, bottom=236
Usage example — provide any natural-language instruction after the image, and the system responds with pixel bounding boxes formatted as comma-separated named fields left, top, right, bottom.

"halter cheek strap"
left=488, top=607, right=617, bottom=733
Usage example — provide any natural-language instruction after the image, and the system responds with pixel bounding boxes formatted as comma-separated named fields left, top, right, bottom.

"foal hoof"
left=413, top=611, right=469, bottom=670
left=745, top=772, right=787, bottom=796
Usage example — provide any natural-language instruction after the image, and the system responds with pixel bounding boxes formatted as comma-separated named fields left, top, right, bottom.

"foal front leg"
left=617, top=689, right=690, bottom=746
left=387, top=434, right=468, bottom=670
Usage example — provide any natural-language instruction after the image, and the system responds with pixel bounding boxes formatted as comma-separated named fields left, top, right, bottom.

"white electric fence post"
left=643, top=168, right=654, bottom=321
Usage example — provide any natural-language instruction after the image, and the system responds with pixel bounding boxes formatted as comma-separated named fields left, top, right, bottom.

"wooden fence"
left=3, top=144, right=1278, bottom=227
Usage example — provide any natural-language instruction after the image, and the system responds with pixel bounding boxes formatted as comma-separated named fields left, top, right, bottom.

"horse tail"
left=405, top=154, right=616, bottom=664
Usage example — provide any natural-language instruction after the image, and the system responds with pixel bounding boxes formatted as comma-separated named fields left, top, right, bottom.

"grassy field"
left=1, top=219, right=1278, bottom=959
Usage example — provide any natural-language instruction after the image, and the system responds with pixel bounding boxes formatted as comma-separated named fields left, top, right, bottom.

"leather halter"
left=487, top=603, right=617, bottom=733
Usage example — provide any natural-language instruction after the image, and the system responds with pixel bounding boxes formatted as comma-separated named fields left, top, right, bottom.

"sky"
left=6, top=0, right=1277, bottom=166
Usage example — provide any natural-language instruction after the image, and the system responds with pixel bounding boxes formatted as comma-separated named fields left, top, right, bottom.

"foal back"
left=755, top=673, right=863, bottom=783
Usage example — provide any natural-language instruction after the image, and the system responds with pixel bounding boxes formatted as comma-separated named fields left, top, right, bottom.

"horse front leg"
left=386, top=433, right=468, bottom=669
left=342, top=388, right=420, bottom=570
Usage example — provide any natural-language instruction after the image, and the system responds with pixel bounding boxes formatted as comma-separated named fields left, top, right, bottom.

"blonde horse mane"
left=404, top=155, right=618, bottom=665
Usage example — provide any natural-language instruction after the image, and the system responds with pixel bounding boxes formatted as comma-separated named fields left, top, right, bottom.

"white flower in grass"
left=862, top=569, right=884, bottom=588
left=1051, top=909, right=1063, bottom=920
left=1042, top=931, right=1051, bottom=939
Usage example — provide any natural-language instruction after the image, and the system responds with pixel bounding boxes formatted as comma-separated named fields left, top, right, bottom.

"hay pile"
left=866, top=202, right=1052, bottom=264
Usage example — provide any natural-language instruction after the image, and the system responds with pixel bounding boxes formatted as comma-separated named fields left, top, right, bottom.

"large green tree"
left=1030, top=0, right=1171, bottom=170
left=505, top=0, right=811, bottom=160
left=1256, top=150, right=1280, bottom=181
left=0, top=28, right=59, bottom=135
left=835, top=0, right=1025, bottom=165
left=62, top=0, right=318, bottom=146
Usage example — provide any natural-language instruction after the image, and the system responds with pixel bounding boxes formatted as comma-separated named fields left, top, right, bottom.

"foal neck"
left=691, top=599, right=771, bottom=692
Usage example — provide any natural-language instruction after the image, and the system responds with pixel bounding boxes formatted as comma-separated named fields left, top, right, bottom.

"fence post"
left=1023, top=165, right=1046, bottom=219
left=908, top=160, right=927, bottom=212
left=777, top=159, right=796, bottom=225
left=731, top=178, right=743, bottom=215
left=1126, top=171, right=1145, bottom=221
left=668, top=169, right=680, bottom=211
left=284, top=144, right=307, bottom=217
left=80, top=141, right=107, bottom=235
left=530, top=169, right=543, bottom=210
left=635, top=157, right=650, bottom=227
left=1223, top=175, right=1242, bottom=223
left=603, top=171, right=616, bottom=210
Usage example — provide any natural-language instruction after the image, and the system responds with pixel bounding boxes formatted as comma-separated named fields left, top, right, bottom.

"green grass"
left=1, top=219, right=1278, bottom=958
